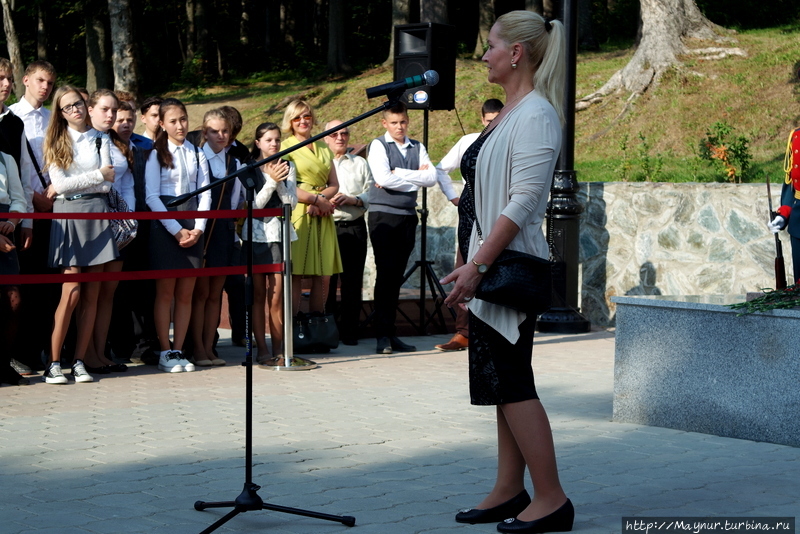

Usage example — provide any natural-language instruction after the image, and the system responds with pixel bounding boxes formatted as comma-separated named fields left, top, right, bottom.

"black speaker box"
left=393, top=23, right=456, bottom=111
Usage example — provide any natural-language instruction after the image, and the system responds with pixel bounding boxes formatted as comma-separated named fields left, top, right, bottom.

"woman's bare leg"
left=500, top=399, right=568, bottom=521
left=190, top=276, right=211, bottom=361
left=50, top=268, right=82, bottom=363
left=172, top=277, right=196, bottom=351
left=252, top=274, right=269, bottom=358
left=154, top=278, right=177, bottom=352
left=86, top=261, right=122, bottom=366
left=202, top=275, right=226, bottom=359
left=266, top=272, right=284, bottom=357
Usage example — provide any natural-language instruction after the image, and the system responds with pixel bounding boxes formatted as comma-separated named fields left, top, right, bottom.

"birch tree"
left=108, top=0, right=139, bottom=98
left=0, top=0, right=25, bottom=98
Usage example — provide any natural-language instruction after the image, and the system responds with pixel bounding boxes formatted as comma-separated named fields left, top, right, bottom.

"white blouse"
left=242, top=162, right=298, bottom=244
left=0, top=151, right=26, bottom=213
left=110, top=143, right=135, bottom=209
left=49, top=128, right=112, bottom=197
left=144, top=139, right=211, bottom=236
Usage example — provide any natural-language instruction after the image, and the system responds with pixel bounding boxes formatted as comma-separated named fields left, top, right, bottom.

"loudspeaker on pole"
left=394, top=23, right=456, bottom=111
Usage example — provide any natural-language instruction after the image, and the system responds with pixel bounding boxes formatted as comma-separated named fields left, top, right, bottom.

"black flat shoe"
left=84, top=365, right=112, bottom=374
left=389, top=336, right=416, bottom=352
left=106, top=363, right=128, bottom=372
left=496, top=498, right=574, bottom=533
left=456, top=490, right=531, bottom=524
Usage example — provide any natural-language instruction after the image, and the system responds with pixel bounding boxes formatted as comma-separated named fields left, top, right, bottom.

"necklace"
left=480, top=89, right=533, bottom=138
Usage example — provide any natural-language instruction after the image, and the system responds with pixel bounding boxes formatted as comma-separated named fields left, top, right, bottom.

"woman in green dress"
left=281, top=100, right=343, bottom=315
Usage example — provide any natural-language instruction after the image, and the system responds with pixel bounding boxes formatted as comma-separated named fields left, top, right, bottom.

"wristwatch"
left=472, top=259, right=489, bottom=275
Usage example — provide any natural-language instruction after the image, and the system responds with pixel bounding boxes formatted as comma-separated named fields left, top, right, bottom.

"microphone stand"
left=170, top=92, right=406, bottom=533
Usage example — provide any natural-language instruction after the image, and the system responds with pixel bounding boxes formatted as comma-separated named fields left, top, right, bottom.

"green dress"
left=283, top=136, right=343, bottom=276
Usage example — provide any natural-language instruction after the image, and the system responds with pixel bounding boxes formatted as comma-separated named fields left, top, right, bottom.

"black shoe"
left=341, top=337, right=358, bottom=346
left=456, top=490, right=531, bottom=525
left=376, top=337, right=392, bottom=354
left=0, top=367, right=30, bottom=386
left=389, top=336, right=416, bottom=352
left=496, top=498, right=574, bottom=533
left=84, top=365, right=112, bottom=374
left=10, top=358, right=33, bottom=375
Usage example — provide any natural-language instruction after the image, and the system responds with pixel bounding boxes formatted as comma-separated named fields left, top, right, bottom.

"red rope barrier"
left=0, top=263, right=283, bottom=285
left=9, top=208, right=283, bottom=220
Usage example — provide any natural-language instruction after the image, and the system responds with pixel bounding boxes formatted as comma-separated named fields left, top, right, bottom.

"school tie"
left=177, top=146, right=190, bottom=196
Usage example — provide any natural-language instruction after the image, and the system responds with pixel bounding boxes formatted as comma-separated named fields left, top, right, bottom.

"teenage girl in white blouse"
left=43, top=85, right=117, bottom=385
left=144, top=98, right=211, bottom=373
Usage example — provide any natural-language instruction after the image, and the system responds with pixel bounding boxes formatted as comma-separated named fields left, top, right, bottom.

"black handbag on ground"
left=464, top=170, right=554, bottom=316
left=294, top=311, right=339, bottom=354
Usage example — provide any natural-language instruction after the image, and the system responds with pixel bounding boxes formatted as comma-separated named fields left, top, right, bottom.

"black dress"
left=458, top=130, right=539, bottom=406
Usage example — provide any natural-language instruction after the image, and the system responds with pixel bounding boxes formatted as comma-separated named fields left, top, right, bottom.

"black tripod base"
left=194, top=482, right=356, bottom=533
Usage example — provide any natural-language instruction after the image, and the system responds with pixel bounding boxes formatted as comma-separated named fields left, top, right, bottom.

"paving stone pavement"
left=1, top=329, right=798, bottom=534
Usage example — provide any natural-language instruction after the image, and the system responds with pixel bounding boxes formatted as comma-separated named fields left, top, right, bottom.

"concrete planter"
left=612, top=295, right=800, bottom=447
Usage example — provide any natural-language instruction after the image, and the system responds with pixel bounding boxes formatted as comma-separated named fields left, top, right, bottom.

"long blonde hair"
left=281, top=100, right=316, bottom=135
left=43, top=85, right=85, bottom=172
left=495, top=10, right=566, bottom=124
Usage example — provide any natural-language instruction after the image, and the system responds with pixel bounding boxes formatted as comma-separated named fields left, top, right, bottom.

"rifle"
left=767, top=176, right=787, bottom=290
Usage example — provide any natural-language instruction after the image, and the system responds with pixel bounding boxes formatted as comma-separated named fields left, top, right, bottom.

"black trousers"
left=12, top=219, right=60, bottom=365
left=327, top=218, right=368, bottom=340
left=368, top=211, right=417, bottom=338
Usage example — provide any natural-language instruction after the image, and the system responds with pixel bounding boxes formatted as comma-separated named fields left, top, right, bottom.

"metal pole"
left=537, top=0, right=591, bottom=334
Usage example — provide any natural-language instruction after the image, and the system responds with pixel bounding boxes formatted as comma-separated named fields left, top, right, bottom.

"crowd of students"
left=0, top=56, right=491, bottom=388
left=0, top=58, right=302, bottom=386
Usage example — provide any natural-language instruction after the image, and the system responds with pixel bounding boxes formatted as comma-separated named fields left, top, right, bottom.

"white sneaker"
left=158, top=350, right=184, bottom=373
left=43, top=363, right=68, bottom=384
left=71, top=360, right=94, bottom=383
left=175, top=351, right=195, bottom=372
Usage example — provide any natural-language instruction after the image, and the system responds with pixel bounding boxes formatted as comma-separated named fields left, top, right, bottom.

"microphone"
left=365, top=70, right=439, bottom=100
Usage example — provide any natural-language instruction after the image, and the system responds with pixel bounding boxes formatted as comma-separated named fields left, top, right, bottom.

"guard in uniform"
left=769, top=127, right=800, bottom=284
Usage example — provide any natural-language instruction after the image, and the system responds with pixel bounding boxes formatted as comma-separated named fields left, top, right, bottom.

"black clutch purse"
left=463, top=167, right=554, bottom=316
left=475, top=248, right=553, bottom=316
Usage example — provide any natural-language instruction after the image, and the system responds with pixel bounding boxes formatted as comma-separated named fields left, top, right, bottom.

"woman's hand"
left=175, top=228, right=200, bottom=248
left=0, top=233, right=15, bottom=253
left=315, top=195, right=334, bottom=216
left=0, top=220, right=15, bottom=235
left=264, top=160, right=289, bottom=183
left=306, top=204, right=321, bottom=217
left=441, top=263, right=484, bottom=309
left=100, top=165, right=115, bottom=182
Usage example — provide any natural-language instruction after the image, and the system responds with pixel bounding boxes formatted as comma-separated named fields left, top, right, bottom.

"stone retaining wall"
left=579, top=183, right=793, bottom=326
left=358, top=182, right=792, bottom=328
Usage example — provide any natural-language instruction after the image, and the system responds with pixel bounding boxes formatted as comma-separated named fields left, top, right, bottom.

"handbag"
left=106, top=187, right=138, bottom=250
left=95, top=136, right=138, bottom=250
left=463, top=165, right=554, bottom=316
left=293, top=311, right=339, bottom=354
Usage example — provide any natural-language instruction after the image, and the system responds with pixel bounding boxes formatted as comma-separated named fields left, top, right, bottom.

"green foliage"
left=698, top=121, right=752, bottom=183
left=729, top=285, right=800, bottom=315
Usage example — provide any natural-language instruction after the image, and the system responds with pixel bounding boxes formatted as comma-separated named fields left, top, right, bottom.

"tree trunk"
left=525, top=0, right=543, bottom=14
left=327, top=0, right=352, bottom=74
left=185, top=0, right=196, bottom=68
left=383, top=0, right=409, bottom=66
left=240, top=0, right=249, bottom=45
left=85, top=1, right=112, bottom=93
left=0, top=0, right=25, bottom=98
left=578, top=0, right=599, bottom=50
left=472, top=0, right=494, bottom=59
left=420, top=0, right=447, bottom=23
left=108, top=0, right=139, bottom=99
left=578, top=0, right=744, bottom=111
left=37, top=4, right=47, bottom=60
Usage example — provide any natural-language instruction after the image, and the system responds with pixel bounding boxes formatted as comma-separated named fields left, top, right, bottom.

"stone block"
left=612, top=295, right=800, bottom=447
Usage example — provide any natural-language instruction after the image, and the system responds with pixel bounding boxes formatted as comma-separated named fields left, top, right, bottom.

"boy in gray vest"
left=366, top=102, right=437, bottom=354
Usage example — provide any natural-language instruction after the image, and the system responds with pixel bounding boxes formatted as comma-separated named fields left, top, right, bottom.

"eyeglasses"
left=291, top=114, right=313, bottom=123
left=61, top=100, right=86, bottom=114
left=328, top=131, right=349, bottom=138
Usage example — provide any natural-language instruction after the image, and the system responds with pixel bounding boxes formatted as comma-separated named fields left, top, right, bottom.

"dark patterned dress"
left=458, top=129, right=539, bottom=406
